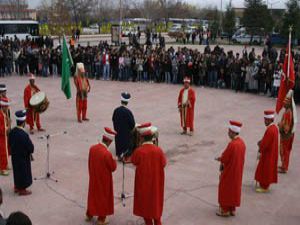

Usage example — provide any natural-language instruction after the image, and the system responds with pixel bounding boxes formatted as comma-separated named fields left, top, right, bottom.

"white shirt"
left=105, top=54, right=110, bottom=65
left=182, top=88, right=189, bottom=105
left=273, top=70, right=282, bottom=87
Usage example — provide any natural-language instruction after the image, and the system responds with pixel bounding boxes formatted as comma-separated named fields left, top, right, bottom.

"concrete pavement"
left=1, top=76, right=299, bottom=225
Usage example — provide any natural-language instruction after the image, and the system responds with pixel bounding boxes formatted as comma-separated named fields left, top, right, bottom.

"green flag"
left=61, top=35, right=73, bottom=99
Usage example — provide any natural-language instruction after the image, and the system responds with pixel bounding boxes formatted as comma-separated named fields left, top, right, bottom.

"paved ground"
left=1, top=76, right=300, bottom=225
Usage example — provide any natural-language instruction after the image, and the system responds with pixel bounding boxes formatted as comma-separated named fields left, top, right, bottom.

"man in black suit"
left=9, top=110, right=34, bottom=196
left=112, top=92, right=135, bottom=159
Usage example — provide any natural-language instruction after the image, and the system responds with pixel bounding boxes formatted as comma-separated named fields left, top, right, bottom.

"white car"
left=232, top=34, right=263, bottom=45
left=122, top=28, right=138, bottom=37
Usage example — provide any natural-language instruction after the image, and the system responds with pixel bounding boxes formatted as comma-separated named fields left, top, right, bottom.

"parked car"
left=220, top=32, right=230, bottom=39
left=82, top=24, right=99, bottom=34
left=232, top=33, right=263, bottom=45
left=122, top=27, right=138, bottom=37
left=184, top=26, right=197, bottom=34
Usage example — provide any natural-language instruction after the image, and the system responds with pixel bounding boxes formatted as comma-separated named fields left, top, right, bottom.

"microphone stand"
left=118, top=149, right=133, bottom=207
left=34, top=131, right=67, bottom=183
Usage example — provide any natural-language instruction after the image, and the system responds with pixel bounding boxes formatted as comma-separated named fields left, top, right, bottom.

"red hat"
left=0, top=97, right=11, bottom=107
left=137, top=122, right=153, bottom=137
left=264, top=110, right=275, bottom=119
left=28, top=73, right=35, bottom=80
left=229, top=120, right=242, bottom=133
left=183, top=77, right=191, bottom=83
left=102, top=127, right=117, bottom=142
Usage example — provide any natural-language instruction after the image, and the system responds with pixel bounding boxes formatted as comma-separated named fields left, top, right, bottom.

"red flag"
left=276, top=45, right=295, bottom=113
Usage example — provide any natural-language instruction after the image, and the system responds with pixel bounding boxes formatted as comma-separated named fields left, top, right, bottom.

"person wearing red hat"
left=0, top=97, right=11, bottom=176
left=0, top=84, right=11, bottom=131
left=128, top=123, right=167, bottom=225
left=255, top=110, right=279, bottom=193
left=177, top=77, right=196, bottom=136
left=215, top=120, right=246, bottom=217
left=74, top=63, right=91, bottom=123
left=278, top=90, right=297, bottom=173
left=86, top=127, right=117, bottom=225
left=23, top=74, right=45, bottom=134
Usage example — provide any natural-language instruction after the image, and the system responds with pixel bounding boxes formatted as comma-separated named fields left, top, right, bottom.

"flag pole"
left=287, top=26, right=292, bottom=84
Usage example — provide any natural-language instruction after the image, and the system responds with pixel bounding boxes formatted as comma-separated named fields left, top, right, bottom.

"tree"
left=281, top=0, right=300, bottom=39
left=210, top=8, right=220, bottom=40
left=67, top=0, right=95, bottom=26
left=7, top=0, right=28, bottom=19
left=222, top=1, right=235, bottom=38
left=243, top=0, right=273, bottom=34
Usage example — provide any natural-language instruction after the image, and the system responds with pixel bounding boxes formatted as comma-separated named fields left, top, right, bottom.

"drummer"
left=23, top=73, right=45, bottom=134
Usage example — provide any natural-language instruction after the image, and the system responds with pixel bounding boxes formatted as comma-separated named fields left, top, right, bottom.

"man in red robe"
left=255, top=110, right=279, bottom=193
left=177, top=77, right=196, bottom=136
left=129, top=123, right=167, bottom=225
left=23, top=74, right=45, bottom=134
left=216, top=120, right=246, bottom=217
left=278, top=90, right=297, bottom=173
left=0, top=97, right=11, bottom=176
left=74, top=63, right=90, bottom=123
left=86, top=127, right=117, bottom=225
left=0, top=84, right=11, bottom=132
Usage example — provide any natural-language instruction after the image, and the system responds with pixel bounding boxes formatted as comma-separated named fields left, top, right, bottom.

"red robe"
left=74, top=75, right=90, bottom=120
left=279, top=109, right=295, bottom=171
left=87, top=143, right=116, bottom=216
left=255, top=124, right=279, bottom=186
left=177, top=87, right=196, bottom=130
left=218, top=137, right=246, bottom=207
left=131, top=143, right=167, bottom=219
left=24, top=84, right=41, bottom=129
left=0, top=111, right=8, bottom=170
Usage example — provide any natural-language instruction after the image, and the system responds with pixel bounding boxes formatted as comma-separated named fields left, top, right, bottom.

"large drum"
left=132, top=125, right=159, bottom=150
left=29, top=92, right=49, bottom=113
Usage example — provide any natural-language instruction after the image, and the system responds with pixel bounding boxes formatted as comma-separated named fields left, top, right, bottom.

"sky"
left=28, top=0, right=287, bottom=10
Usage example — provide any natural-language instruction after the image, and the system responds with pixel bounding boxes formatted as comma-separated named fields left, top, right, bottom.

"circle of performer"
left=0, top=54, right=298, bottom=224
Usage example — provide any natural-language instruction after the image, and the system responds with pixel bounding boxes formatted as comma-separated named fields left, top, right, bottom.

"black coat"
left=112, top=105, right=135, bottom=157
left=9, top=127, right=34, bottom=189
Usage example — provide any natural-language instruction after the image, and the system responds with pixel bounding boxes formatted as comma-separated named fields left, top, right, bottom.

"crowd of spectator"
left=0, top=36, right=300, bottom=103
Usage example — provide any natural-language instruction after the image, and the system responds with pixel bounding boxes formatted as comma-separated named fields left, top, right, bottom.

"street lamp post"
left=119, top=0, right=122, bottom=44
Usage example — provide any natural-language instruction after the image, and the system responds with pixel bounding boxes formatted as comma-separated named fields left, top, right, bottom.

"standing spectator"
left=136, top=54, right=144, bottom=82
left=171, top=56, right=178, bottom=84
left=124, top=52, right=131, bottom=81
left=110, top=50, right=119, bottom=81
left=131, top=53, right=137, bottom=82
left=118, top=53, right=125, bottom=81
left=41, top=49, right=49, bottom=77
left=102, top=50, right=110, bottom=81
left=50, top=49, right=58, bottom=76
left=272, top=63, right=282, bottom=98
left=76, top=28, right=81, bottom=40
